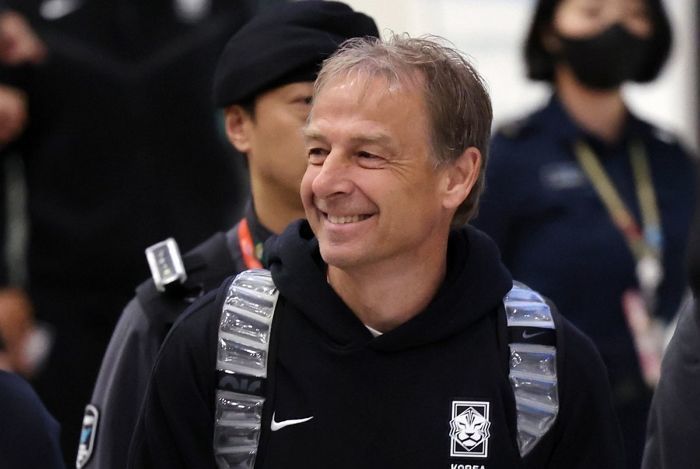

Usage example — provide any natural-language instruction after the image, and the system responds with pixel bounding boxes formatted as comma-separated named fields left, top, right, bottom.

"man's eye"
left=307, top=148, right=328, bottom=163
left=303, top=96, right=313, bottom=105
left=356, top=151, right=385, bottom=167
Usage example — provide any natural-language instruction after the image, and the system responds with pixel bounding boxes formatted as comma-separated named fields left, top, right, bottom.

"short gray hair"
left=314, top=34, right=492, bottom=225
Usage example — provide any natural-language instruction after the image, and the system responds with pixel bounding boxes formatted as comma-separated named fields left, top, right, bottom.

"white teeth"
left=327, top=214, right=369, bottom=224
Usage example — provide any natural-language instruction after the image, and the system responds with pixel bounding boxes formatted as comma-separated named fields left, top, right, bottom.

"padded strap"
left=505, top=281, right=559, bottom=457
left=214, top=269, right=279, bottom=469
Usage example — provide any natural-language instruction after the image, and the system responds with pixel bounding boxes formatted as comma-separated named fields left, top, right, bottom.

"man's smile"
left=324, top=213, right=373, bottom=224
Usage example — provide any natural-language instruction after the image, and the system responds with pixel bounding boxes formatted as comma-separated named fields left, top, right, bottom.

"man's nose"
left=311, top=150, right=354, bottom=198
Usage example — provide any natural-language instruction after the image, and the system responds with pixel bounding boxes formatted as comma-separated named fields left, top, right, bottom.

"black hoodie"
left=129, top=221, right=624, bottom=468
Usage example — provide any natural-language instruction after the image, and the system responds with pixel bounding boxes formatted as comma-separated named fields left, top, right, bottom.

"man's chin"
left=318, top=244, right=362, bottom=272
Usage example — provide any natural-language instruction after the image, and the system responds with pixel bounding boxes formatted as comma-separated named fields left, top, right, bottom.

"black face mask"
left=555, top=23, right=650, bottom=90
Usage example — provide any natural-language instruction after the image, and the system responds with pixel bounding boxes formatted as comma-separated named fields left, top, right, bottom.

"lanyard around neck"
left=238, top=218, right=263, bottom=269
left=574, top=139, right=664, bottom=302
left=574, top=139, right=662, bottom=259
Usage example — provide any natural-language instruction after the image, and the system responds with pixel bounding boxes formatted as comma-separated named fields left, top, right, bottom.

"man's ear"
left=441, top=147, right=481, bottom=211
left=224, top=105, right=252, bottom=153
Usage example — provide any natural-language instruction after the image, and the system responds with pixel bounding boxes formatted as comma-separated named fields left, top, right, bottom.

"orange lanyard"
left=237, top=218, right=263, bottom=269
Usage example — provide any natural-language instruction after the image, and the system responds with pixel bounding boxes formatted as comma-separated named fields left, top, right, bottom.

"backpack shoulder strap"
left=214, top=269, right=279, bottom=469
left=504, top=281, right=559, bottom=457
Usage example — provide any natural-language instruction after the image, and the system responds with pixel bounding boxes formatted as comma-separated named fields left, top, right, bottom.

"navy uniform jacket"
left=128, top=221, right=624, bottom=469
left=0, top=370, right=64, bottom=469
left=83, top=208, right=272, bottom=469
left=473, top=95, right=695, bottom=468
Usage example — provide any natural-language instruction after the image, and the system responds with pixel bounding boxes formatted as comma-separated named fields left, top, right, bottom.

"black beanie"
left=213, top=1, right=379, bottom=107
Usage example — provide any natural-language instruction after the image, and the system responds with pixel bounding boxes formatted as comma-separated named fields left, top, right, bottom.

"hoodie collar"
left=267, top=221, right=512, bottom=352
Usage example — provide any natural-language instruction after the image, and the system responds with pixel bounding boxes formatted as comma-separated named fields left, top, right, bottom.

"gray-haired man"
left=129, top=35, right=624, bottom=469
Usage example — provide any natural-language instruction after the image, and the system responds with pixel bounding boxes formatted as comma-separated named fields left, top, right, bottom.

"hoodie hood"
left=266, top=220, right=512, bottom=352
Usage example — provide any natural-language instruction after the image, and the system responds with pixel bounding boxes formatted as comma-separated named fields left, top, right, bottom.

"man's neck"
left=327, top=241, right=449, bottom=333
left=250, top=180, right=305, bottom=235
left=556, top=68, right=627, bottom=144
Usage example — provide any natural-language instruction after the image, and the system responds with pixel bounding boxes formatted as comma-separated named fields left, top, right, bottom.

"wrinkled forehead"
left=313, top=65, right=425, bottom=104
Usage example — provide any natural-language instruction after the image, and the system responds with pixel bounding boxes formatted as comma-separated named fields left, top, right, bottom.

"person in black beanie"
left=82, top=3, right=379, bottom=469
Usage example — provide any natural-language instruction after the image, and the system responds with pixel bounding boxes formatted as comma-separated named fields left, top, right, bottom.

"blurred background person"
left=0, top=0, right=268, bottom=463
left=0, top=288, right=42, bottom=377
left=0, top=6, right=46, bottom=66
left=0, top=2, right=45, bottom=282
left=473, top=0, right=696, bottom=468
left=642, top=165, right=700, bottom=469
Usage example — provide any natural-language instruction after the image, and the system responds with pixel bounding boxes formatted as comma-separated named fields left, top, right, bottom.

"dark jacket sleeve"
left=642, top=298, right=700, bottom=469
left=127, top=285, right=226, bottom=469
left=84, top=295, right=169, bottom=469
left=642, top=162, right=700, bottom=468
left=0, top=371, right=65, bottom=469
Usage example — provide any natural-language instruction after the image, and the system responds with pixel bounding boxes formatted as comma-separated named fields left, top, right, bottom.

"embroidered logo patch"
left=449, top=401, right=491, bottom=458
left=540, top=161, right=586, bottom=190
left=76, top=404, right=99, bottom=469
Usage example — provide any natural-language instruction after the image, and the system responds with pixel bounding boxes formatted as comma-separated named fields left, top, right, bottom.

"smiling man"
left=129, top=36, right=624, bottom=469
left=301, top=60, right=480, bottom=333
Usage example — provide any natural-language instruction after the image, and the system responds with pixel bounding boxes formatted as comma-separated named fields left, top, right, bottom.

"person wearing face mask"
left=473, top=1, right=696, bottom=468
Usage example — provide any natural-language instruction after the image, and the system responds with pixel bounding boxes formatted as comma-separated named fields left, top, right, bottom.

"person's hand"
left=0, top=288, right=35, bottom=376
left=0, top=83, right=26, bottom=143
left=0, top=10, right=46, bottom=66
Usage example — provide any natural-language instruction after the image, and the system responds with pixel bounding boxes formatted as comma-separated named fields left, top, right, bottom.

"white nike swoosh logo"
left=522, top=330, right=546, bottom=339
left=270, top=412, right=314, bottom=431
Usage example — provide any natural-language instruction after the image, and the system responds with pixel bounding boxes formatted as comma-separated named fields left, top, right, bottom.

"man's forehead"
left=303, top=124, right=393, bottom=146
left=315, top=67, right=425, bottom=104
left=304, top=71, right=428, bottom=146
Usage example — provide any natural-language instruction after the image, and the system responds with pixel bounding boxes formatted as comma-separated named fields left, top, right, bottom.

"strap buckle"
left=145, top=238, right=187, bottom=292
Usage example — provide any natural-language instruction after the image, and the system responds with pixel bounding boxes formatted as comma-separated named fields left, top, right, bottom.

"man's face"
left=241, top=82, right=315, bottom=207
left=302, top=74, right=457, bottom=272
